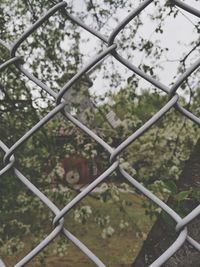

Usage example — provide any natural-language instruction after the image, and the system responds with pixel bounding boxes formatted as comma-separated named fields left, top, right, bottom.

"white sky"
left=65, top=0, right=200, bottom=99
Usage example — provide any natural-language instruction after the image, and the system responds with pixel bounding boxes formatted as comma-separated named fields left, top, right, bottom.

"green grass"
left=3, top=192, right=154, bottom=267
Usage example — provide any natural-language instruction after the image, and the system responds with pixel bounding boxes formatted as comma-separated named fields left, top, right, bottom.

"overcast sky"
left=69, top=0, right=200, bottom=98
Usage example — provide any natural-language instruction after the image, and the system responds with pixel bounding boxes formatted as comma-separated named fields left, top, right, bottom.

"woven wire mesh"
left=0, top=0, right=200, bottom=266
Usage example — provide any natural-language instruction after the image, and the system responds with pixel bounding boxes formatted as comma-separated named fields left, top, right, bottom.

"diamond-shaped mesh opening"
left=1, top=1, right=200, bottom=266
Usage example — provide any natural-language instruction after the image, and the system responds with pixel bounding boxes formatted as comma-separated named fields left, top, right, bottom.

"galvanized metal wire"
left=0, top=1, right=200, bottom=266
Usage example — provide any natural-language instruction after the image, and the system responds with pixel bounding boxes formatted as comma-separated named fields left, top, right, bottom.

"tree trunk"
left=132, top=139, right=200, bottom=267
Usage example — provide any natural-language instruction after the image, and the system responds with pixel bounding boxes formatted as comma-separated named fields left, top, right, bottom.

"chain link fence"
left=0, top=0, right=200, bottom=266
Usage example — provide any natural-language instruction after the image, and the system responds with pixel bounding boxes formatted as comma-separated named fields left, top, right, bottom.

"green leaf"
left=175, top=191, right=189, bottom=202
left=164, top=180, right=177, bottom=195
left=161, top=212, right=174, bottom=226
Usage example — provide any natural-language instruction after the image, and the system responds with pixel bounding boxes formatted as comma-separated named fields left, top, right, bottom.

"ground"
left=3, top=191, right=154, bottom=267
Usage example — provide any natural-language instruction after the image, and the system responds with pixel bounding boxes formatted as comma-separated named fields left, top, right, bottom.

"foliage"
left=0, top=0, right=200, bottom=265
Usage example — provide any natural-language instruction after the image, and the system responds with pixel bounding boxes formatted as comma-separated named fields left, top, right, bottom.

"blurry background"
left=0, top=0, right=200, bottom=266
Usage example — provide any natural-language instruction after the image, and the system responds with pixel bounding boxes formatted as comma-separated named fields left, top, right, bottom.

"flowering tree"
left=1, top=0, right=200, bottom=265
